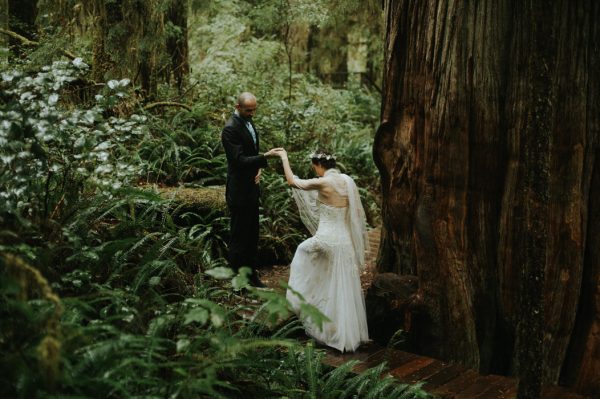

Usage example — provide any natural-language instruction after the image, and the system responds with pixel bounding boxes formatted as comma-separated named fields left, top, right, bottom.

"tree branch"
left=143, top=101, right=192, bottom=112
left=0, top=28, right=78, bottom=60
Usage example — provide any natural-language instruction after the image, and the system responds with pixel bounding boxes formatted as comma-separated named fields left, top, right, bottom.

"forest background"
left=0, top=0, right=432, bottom=398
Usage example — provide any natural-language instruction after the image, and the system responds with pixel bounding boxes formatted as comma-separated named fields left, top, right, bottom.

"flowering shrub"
left=0, top=59, right=148, bottom=222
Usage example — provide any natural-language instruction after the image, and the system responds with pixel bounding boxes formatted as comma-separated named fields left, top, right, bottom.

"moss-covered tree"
left=39, top=0, right=189, bottom=98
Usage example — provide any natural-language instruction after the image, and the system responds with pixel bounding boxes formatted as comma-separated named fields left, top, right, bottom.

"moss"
left=2, top=254, right=63, bottom=388
left=144, top=185, right=227, bottom=212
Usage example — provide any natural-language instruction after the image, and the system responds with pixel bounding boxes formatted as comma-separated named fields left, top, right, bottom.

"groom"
left=221, top=92, right=279, bottom=287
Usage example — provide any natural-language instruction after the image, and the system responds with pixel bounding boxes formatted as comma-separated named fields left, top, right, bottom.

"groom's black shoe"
left=249, top=274, right=266, bottom=288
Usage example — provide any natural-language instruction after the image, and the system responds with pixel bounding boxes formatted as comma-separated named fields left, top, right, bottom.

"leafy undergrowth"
left=0, top=42, right=428, bottom=399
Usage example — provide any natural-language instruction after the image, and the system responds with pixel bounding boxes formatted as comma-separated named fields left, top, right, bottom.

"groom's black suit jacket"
left=221, top=113, right=268, bottom=209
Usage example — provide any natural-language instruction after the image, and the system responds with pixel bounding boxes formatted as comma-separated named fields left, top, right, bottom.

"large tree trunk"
left=166, top=0, right=189, bottom=94
left=7, top=0, right=36, bottom=56
left=374, top=1, right=600, bottom=396
left=0, top=0, right=7, bottom=56
left=91, top=0, right=123, bottom=83
left=90, top=0, right=189, bottom=98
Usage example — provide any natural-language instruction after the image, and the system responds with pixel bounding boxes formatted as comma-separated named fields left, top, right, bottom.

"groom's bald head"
left=236, top=92, right=257, bottom=119
left=237, top=92, right=256, bottom=106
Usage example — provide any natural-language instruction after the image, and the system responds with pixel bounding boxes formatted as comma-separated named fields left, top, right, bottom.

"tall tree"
left=374, top=1, right=600, bottom=396
left=0, top=0, right=7, bottom=55
left=166, top=0, right=189, bottom=94
left=44, top=0, right=190, bottom=98
left=6, top=0, right=37, bottom=56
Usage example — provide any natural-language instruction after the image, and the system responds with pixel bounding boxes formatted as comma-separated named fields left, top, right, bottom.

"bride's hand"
left=274, top=148, right=288, bottom=159
left=264, top=147, right=284, bottom=157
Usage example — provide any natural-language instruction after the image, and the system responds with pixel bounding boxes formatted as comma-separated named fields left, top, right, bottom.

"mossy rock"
left=140, top=184, right=227, bottom=215
left=156, top=185, right=227, bottom=211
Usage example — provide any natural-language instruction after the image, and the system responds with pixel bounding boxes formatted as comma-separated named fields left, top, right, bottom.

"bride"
left=273, top=148, right=369, bottom=352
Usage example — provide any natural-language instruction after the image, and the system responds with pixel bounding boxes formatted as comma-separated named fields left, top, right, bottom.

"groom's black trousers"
left=227, top=201, right=260, bottom=281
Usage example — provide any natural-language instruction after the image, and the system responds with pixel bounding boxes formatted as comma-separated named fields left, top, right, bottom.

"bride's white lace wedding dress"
left=286, top=168, right=369, bottom=352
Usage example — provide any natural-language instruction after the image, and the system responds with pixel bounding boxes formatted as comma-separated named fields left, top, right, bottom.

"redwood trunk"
left=375, top=1, right=600, bottom=396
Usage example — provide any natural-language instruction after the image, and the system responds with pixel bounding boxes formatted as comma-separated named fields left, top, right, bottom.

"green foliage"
left=0, top=1, right=432, bottom=398
left=0, top=59, right=145, bottom=227
left=0, top=59, right=430, bottom=397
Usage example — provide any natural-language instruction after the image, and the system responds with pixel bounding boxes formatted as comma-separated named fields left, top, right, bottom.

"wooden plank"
left=389, top=357, right=436, bottom=380
left=456, top=376, right=502, bottom=397
left=422, top=363, right=469, bottom=390
left=322, top=341, right=381, bottom=368
left=474, top=377, right=517, bottom=399
left=472, top=376, right=518, bottom=399
left=380, top=350, right=421, bottom=370
left=431, top=369, right=481, bottom=397
left=541, top=385, right=591, bottom=399
left=402, top=359, right=450, bottom=384
left=541, top=386, right=567, bottom=399
left=353, top=348, right=418, bottom=373
left=351, top=349, right=388, bottom=373
left=495, top=385, right=518, bottom=399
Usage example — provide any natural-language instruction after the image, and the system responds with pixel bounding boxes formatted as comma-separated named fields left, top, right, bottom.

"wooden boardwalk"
left=260, top=228, right=590, bottom=398
left=324, top=228, right=589, bottom=398
left=322, top=342, right=589, bottom=398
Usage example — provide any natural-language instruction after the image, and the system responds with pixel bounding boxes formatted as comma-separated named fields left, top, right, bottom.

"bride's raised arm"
left=273, top=149, right=322, bottom=234
left=275, top=149, right=296, bottom=186
left=274, top=149, right=324, bottom=191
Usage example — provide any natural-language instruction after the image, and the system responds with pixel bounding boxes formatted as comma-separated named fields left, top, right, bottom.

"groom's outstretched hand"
left=264, top=147, right=284, bottom=157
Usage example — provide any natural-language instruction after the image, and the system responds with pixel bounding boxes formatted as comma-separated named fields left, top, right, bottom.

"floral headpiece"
left=309, top=151, right=336, bottom=161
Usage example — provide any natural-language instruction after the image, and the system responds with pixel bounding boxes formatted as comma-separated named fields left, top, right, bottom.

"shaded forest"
left=2, top=0, right=599, bottom=398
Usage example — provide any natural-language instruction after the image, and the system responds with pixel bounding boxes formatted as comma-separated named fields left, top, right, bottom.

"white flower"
left=48, top=93, right=59, bottom=105
left=74, top=136, right=86, bottom=148
left=0, top=155, right=15, bottom=164
left=94, top=164, right=113, bottom=174
left=119, top=78, right=131, bottom=87
left=94, top=141, right=111, bottom=151
left=107, top=80, right=118, bottom=89
left=20, top=92, right=35, bottom=102
left=95, top=151, right=109, bottom=162
left=72, top=58, right=88, bottom=69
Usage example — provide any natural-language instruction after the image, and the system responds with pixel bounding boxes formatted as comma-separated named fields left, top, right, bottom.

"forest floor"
left=258, top=227, right=381, bottom=292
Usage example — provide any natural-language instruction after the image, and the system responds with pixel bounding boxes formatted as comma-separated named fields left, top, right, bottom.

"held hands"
left=264, top=147, right=284, bottom=157
left=259, top=147, right=285, bottom=184
left=271, top=148, right=288, bottom=159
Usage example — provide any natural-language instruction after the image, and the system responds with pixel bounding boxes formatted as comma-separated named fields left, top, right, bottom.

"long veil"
left=290, top=176, right=319, bottom=235
left=341, top=174, right=369, bottom=270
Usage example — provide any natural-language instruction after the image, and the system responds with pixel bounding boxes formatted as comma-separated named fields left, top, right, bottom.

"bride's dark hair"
left=310, top=149, right=337, bottom=169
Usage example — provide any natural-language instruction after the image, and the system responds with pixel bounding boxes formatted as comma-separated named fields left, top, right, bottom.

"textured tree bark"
left=375, top=0, right=600, bottom=395
left=514, top=2, right=553, bottom=396
left=166, top=0, right=189, bottom=94
left=91, top=0, right=122, bottom=83
left=90, top=0, right=184, bottom=97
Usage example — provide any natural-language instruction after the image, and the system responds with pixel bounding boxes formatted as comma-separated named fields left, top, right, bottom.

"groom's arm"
left=221, top=127, right=268, bottom=169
